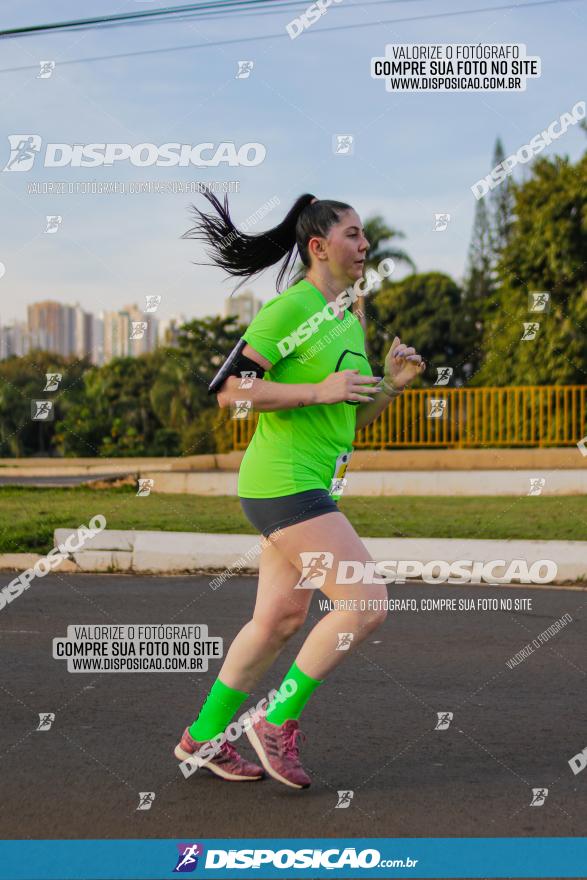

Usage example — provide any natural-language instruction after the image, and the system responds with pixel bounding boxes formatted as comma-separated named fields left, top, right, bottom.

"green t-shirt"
left=237, top=278, right=373, bottom=499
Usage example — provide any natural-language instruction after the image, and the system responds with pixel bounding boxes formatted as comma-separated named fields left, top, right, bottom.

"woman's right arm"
left=217, top=373, right=318, bottom=411
left=216, top=344, right=381, bottom=412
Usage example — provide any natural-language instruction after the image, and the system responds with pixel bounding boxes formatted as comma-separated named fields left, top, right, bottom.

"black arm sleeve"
left=208, top=337, right=266, bottom=395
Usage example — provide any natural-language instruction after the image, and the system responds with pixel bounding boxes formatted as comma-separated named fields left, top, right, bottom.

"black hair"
left=182, top=191, right=353, bottom=293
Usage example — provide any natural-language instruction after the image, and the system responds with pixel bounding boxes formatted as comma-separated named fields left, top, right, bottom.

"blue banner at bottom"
left=0, top=838, right=585, bottom=879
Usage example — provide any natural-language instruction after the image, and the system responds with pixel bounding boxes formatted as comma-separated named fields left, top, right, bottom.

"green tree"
left=54, top=316, right=241, bottom=457
left=369, top=272, right=472, bottom=385
left=0, top=352, right=90, bottom=457
left=56, top=353, right=167, bottom=456
left=474, top=152, right=587, bottom=385
left=150, top=316, right=242, bottom=455
left=461, top=139, right=516, bottom=376
left=489, top=137, right=515, bottom=260
left=461, top=198, right=495, bottom=375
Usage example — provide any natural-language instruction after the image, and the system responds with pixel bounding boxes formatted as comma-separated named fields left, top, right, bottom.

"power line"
left=0, top=0, right=582, bottom=73
left=0, top=0, right=433, bottom=41
left=0, top=0, right=278, bottom=38
left=0, top=0, right=429, bottom=39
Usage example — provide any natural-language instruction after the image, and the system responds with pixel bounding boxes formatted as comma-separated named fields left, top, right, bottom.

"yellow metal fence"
left=232, top=386, right=587, bottom=449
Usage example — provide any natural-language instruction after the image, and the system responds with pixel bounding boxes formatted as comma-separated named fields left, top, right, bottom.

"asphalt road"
left=0, top=573, right=585, bottom=879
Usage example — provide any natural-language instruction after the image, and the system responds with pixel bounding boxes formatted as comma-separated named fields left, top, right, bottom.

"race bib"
left=329, top=450, right=353, bottom=496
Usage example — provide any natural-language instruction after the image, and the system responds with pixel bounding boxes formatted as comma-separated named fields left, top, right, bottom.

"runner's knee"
left=333, top=605, right=387, bottom=645
left=273, top=609, right=308, bottom=641
left=358, top=606, right=388, bottom=635
left=254, top=609, right=307, bottom=644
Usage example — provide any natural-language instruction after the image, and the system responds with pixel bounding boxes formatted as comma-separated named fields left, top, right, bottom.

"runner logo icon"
left=173, top=843, right=204, bottom=872
left=530, top=788, right=548, bottom=806
left=295, top=552, right=334, bottom=589
left=435, top=711, right=453, bottom=730
left=3, top=135, right=42, bottom=171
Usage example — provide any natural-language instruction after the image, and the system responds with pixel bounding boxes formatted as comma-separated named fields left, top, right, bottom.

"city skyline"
left=0, top=289, right=263, bottom=362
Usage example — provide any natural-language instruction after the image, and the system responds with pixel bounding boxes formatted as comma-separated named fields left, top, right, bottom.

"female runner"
left=175, top=193, right=425, bottom=789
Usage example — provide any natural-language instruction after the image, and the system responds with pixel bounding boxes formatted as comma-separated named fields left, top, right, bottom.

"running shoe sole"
left=245, top=726, right=309, bottom=789
left=173, top=743, right=263, bottom=782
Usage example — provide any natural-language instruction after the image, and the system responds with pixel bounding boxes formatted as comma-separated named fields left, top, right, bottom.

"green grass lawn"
left=1, top=486, right=585, bottom=554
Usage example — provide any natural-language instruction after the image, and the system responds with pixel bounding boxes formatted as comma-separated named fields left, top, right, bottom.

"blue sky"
left=0, top=0, right=585, bottom=324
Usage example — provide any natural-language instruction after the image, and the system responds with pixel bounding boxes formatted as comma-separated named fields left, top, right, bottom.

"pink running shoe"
left=174, top=727, right=264, bottom=782
left=246, top=717, right=311, bottom=789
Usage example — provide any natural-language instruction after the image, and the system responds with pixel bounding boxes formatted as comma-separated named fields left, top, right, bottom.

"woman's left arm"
left=354, top=336, right=426, bottom=433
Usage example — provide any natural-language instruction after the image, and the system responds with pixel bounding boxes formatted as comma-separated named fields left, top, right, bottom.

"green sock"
left=189, top=678, right=249, bottom=742
left=264, top=661, right=323, bottom=726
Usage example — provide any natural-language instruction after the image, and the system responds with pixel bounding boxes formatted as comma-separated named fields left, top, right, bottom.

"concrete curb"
left=0, top=530, right=565, bottom=585
left=1, top=448, right=585, bottom=473
left=0, top=553, right=80, bottom=573
left=3, top=448, right=585, bottom=494
left=141, top=469, right=587, bottom=496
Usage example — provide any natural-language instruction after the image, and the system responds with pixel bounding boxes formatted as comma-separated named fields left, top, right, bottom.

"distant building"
left=0, top=321, right=31, bottom=358
left=123, top=303, right=158, bottom=356
left=27, top=300, right=62, bottom=353
left=158, top=316, right=185, bottom=348
left=1, top=299, right=166, bottom=363
left=102, top=310, right=131, bottom=361
left=224, top=289, right=262, bottom=326
left=101, top=305, right=158, bottom=362
left=25, top=301, right=75, bottom=356
left=73, top=304, right=94, bottom=361
left=91, top=314, right=104, bottom=365
left=62, top=305, right=76, bottom=357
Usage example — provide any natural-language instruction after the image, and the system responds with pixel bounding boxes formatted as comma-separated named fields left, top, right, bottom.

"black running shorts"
left=239, top=489, right=339, bottom=538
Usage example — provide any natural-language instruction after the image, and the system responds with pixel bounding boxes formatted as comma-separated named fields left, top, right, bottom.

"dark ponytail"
left=182, top=191, right=352, bottom=294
